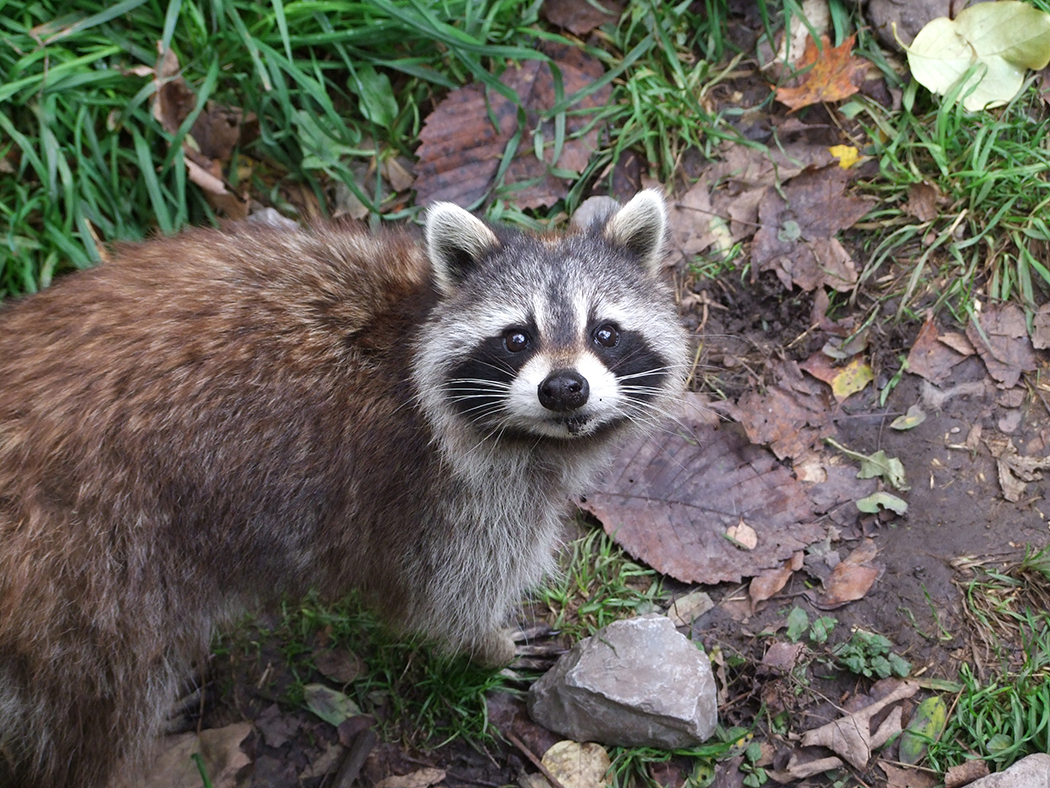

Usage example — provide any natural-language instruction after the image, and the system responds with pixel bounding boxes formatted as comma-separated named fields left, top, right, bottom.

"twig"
left=506, top=732, right=568, bottom=788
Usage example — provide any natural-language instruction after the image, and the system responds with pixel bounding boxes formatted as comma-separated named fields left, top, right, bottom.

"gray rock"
left=967, top=754, right=1050, bottom=788
left=526, top=615, right=717, bottom=748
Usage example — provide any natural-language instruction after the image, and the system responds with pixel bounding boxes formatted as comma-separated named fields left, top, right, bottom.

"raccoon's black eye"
left=593, top=324, right=620, bottom=349
left=504, top=329, right=531, bottom=353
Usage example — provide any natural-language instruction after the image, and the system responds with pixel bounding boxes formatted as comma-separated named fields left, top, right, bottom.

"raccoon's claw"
left=471, top=628, right=517, bottom=669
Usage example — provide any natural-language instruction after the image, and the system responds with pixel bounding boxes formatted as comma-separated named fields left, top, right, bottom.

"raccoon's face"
left=415, top=191, right=687, bottom=445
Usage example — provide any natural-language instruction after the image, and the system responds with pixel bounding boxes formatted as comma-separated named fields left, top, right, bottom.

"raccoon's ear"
left=425, top=202, right=500, bottom=294
left=602, top=189, right=667, bottom=274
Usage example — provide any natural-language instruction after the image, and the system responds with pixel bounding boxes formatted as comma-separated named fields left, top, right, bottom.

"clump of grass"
left=606, top=729, right=749, bottom=788
left=538, top=527, right=664, bottom=639
left=925, top=548, right=1050, bottom=771
left=2, top=0, right=748, bottom=296
left=222, top=592, right=511, bottom=747
left=854, top=78, right=1050, bottom=320
left=927, top=618, right=1050, bottom=772
left=0, top=0, right=553, bottom=296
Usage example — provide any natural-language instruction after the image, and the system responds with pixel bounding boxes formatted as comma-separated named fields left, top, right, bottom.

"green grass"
left=924, top=548, right=1050, bottom=772
left=0, top=0, right=551, bottom=296
left=605, top=729, right=750, bottom=788
left=852, top=76, right=1050, bottom=321
left=0, top=0, right=744, bottom=298
left=538, top=527, right=665, bottom=639
left=218, top=592, right=512, bottom=747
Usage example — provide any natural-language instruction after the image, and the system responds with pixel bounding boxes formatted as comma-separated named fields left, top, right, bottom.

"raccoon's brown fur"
left=0, top=223, right=451, bottom=786
left=0, top=194, right=687, bottom=787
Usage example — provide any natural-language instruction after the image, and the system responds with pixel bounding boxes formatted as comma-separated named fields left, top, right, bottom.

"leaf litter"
left=582, top=393, right=828, bottom=585
left=414, top=43, right=609, bottom=208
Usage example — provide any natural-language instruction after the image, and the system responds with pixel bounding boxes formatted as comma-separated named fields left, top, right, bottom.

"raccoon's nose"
left=538, top=369, right=589, bottom=412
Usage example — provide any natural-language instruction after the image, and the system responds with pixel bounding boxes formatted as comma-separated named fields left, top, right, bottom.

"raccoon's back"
left=0, top=222, right=436, bottom=595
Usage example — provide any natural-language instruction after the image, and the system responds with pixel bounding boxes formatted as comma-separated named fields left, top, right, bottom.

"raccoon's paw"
left=471, top=628, right=517, bottom=669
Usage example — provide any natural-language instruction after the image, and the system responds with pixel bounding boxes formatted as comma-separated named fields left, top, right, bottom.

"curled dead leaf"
left=800, top=682, right=918, bottom=769
left=814, top=538, right=881, bottom=609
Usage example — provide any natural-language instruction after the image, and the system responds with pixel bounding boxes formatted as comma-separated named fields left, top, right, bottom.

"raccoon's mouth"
left=560, top=413, right=592, bottom=436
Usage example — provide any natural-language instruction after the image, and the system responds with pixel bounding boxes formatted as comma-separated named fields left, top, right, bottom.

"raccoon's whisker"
left=441, top=379, right=513, bottom=393
left=615, top=365, right=677, bottom=381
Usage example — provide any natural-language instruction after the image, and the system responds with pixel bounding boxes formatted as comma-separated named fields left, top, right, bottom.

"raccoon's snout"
left=538, top=369, right=589, bottom=412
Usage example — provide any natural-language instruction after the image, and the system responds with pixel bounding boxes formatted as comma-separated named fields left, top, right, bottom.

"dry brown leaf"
left=315, top=646, right=365, bottom=684
left=761, top=641, right=806, bottom=673
left=770, top=754, right=844, bottom=782
left=906, top=318, right=972, bottom=385
left=582, top=393, right=824, bottom=585
left=939, top=332, right=975, bottom=356
left=749, top=552, right=804, bottom=609
left=799, top=350, right=839, bottom=387
left=255, top=703, right=301, bottom=748
left=966, top=303, right=1037, bottom=389
left=730, top=360, right=835, bottom=461
left=542, top=0, right=623, bottom=35
left=944, top=759, right=991, bottom=787
left=880, top=761, right=940, bottom=788
left=776, top=34, right=868, bottom=110
left=667, top=179, right=717, bottom=261
left=414, top=44, right=609, bottom=208
left=300, top=743, right=345, bottom=780
left=375, top=767, right=447, bottom=788
left=985, top=435, right=1050, bottom=502
left=903, top=182, right=941, bottom=222
left=121, top=722, right=252, bottom=788
left=726, top=519, right=758, bottom=549
left=151, top=46, right=249, bottom=219
left=751, top=166, right=869, bottom=292
left=814, top=538, right=881, bottom=609
left=1034, top=303, right=1050, bottom=349
left=800, top=681, right=918, bottom=769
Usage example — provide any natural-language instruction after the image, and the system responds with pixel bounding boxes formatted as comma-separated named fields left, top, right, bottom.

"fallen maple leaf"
left=731, top=360, right=835, bottom=461
left=776, top=34, right=868, bottom=110
left=751, top=165, right=870, bottom=292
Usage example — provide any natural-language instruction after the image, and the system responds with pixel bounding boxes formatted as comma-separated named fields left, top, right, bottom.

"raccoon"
left=0, top=191, right=688, bottom=788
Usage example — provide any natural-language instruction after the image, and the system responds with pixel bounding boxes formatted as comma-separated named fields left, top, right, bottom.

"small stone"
left=964, top=754, right=1050, bottom=788
left=526, top=615, right=717, bottom=748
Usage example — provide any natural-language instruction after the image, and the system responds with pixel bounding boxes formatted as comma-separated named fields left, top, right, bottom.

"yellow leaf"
left=829, top=145, right=859, bottom=169
left=831, top=358, right=873, bottom=402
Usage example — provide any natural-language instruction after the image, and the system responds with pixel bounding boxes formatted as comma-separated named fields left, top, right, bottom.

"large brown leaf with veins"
left=581, top=394, right=825, bottom=585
